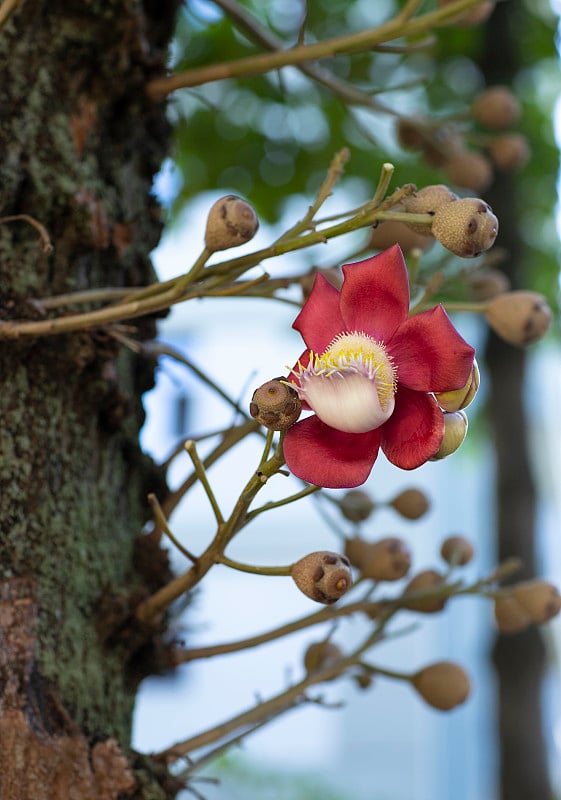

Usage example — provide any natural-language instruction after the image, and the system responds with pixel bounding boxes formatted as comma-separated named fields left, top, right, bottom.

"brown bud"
left=403, top=569, right=447, bottom=613
left=435, top=360, right=479, bottom=413
left=402, top=185, right=459, bottom=235
left=249, top=378, right=302, bottom=431
left=472, top=86, right=521, bottom=130
left=440, top=535, right=475, bottom=567
left=369, top=218, right=434, bottom=255
left=344, top=536, right=372, bottom=570
left=444, top=150, right=494, bottom=193
left=359, top=537, right=412, bottom=582
left=339, top=489, right=375, bottom=522
left=466, top=267, right=511, bottom=301
left=354, top=672, right=374, bottom=690
left=304, top=640, right=343, bottom=676
left=485, top=291, right=552, bottom=346
left=395, top=117, right=426, bottom=151
left=390, top=487, right=430, bottom=520
left=412, top=661, right=471, bottom=711
left=204, top=195, right=259, bottom=252
left=493, top=594, right=531, bottom=634
left=432, top=197, right=498, bottom=258
left=488, top=133, right=530, bottom=171
left=291, top=551, right=352, bottom=605
left=431, top=410, right=468, bottom=460
left=511, top=580, right=561, bottom=624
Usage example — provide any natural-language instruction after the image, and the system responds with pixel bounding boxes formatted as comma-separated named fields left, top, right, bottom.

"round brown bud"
left=249, top=378, right=302, bottom=431
left=472, top=86, right=521, bottom=130
left=440, top=535, right=475, bottom=567
left=444, top=150, right=494, bottom=193
left=339, top=489, right=375, bottom=523
left=493, top=594, right=531, bottom=634
left=344, top=536, right=371, bottom=570
left=437, top=0, right=495, bottom=26
left=304, top=640, right=343, bottom=676
left=488, top=133, right=530, bottom=171
left=390, top=487, right=430, bottom=520
left=369, top=218, right=434, bottom=255
left=204, top=195, right=259, bottom=252
left=402, top=185, right=459, bottom=235
left=466, top=267, right=511, bottom=301
left=412, top=661, right=471, bottom=711
left=432, top=197, right=498, bottom=258
left=511, top=580, right=561, bottom=624
left=291, top=551, right=352, bottom=605
left=403, top=569, right=447, bottom=613
left=354, top=672, right=374, bottom=691
left=430, top=410, right=468, bottom=461
left=395, top=117, right=426, bottom=151
left=485, top=291, right=552, bottom=346
left=435, top=360, right=480, bottom=413
left=359, top=537, right=412, bottom=582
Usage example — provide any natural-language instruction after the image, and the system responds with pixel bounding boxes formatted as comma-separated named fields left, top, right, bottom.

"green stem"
left=218, top=554, right=292, bottom=576
left=184, top=440, right=224, bottom=525
left=245, top=484, right=321, bottom=522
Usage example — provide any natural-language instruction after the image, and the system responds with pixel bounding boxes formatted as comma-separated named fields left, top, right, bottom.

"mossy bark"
left=0, top=2, right=179, bottom=797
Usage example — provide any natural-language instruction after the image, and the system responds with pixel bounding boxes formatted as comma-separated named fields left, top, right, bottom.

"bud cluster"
left=395, top=80, right=528, bottom=194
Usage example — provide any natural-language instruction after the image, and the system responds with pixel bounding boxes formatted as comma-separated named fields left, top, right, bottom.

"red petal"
left=283, top=415, right=381, bottom=489
left=339, top=245, right=409, bottom=340
left=387, top=305, right=475, bottom=392
left=381, top=388, right=444, bottom=469
left=292, top=272, right=344, bottom=352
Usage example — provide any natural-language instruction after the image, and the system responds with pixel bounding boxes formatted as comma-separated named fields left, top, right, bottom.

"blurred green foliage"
left=166, top=0, right=560, bottom=304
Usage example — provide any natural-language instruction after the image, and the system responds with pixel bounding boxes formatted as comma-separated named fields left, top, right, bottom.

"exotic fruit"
left=432, top=198, right=498, bottom=257
left=283, top=245, right=475, bottom=488
left=204, top=194, right=259, bottom=252
left=250, top=378, right=302, bottom=431
left=291, top=551, right=352, bottom=604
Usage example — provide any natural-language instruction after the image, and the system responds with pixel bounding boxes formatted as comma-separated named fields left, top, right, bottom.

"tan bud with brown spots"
left=304, top=640, right=343, bottom=676
left=412, top=661, right=471, bottom=711
left=204, top=195, right=259, bottom=252
left=493, top=594, right=531, bottom=634
left=440, top=535, right=475, bottom=566
left=403, top=569, right=447, bottom=613
left=250, top=378, right=302, bottom=431
left=432, top=197, right=498, bottom=257
left=402, top=185, right=459, bottom=235
left=390, top=487, right=430, bottom=520
left=444, top=150, right=494, bottom=193
left=339, top=489, right=375, bottom=523
left=472, top=86, right=521, bottom=130
left=358, top=537, right=412, bottom=582
left=291, top=551, right=352, bottom=604
left=485, top=291, right=552, bottom=346
left=511, top=580, right=561, bottom=624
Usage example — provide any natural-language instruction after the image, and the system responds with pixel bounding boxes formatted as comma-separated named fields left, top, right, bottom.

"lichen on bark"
left=0, top=0, right=180, bottom=794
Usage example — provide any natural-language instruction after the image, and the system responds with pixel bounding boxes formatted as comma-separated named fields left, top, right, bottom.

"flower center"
left=291, top=332, right=398, bottom=434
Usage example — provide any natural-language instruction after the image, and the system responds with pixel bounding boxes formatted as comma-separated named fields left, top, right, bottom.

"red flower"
left=283, top=245, right=475, bottom=488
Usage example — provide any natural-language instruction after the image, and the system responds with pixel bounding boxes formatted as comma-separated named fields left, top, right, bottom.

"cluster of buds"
left=337, top=487, right=430, bottom=524
left=372, top=185, right=498, bottom=260
left=396, top=80, right=528, bottom=193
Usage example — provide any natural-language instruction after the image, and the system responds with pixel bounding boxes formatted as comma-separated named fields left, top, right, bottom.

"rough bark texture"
left=481, top=4, right=553, bottom=799
left=0, top=2, right=179, bottom=797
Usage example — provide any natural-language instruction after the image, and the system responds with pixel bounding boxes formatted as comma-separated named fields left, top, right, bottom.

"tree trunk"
left=0, top=2, right=179, bottom=797
left=481, top=4, right=554, bottom=799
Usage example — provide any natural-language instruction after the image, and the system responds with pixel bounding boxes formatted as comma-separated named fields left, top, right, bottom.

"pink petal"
left=283, top=415, right=381, bottom=489
left=339, top=245, right=410, bottom=340
left=387, top=305, right=475, bottom=392
left=292, top=272, right=344, bottom=352
left=381, top=387, right=444, bottom=469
